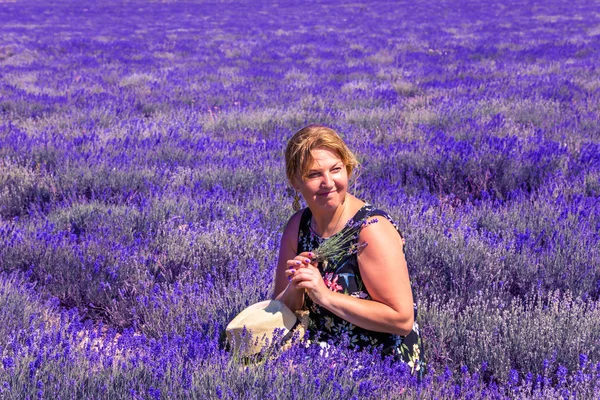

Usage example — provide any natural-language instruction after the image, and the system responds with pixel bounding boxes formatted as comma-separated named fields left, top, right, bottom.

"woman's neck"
left=310, top=195, right=350, bottom=238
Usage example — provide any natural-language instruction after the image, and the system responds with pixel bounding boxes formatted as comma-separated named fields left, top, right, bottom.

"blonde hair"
left=285, top=125, right=359, bottom=186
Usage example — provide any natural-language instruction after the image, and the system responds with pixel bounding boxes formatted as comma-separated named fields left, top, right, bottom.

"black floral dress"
left=297, top=203, right=425, bottom=376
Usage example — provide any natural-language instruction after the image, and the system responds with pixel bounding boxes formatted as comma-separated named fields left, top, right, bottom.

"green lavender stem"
left=312, top=218, right=378, bottom=264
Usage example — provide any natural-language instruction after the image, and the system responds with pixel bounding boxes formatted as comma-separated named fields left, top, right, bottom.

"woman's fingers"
left=289, top=265, right=319, bottom=285
left=286, top=262, right=314, bottom=282
left=286, top=264, right=329, bottom=306
left=291, top=266, right=330, bottom=306
left=285, top=268, right=297, bottom=281
left=298, top=251, right=314, bottom=260
left=286, top=252, right=315, bottom=270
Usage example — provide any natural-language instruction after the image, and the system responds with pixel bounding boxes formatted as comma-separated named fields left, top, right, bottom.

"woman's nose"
left=321, top=172, right=333, bottom=186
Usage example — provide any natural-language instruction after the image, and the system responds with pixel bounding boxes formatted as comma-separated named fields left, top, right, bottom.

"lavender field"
left=1, top=0, right=599, bottom=398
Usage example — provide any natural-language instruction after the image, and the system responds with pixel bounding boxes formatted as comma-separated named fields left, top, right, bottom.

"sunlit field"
left=1, top=0, right=599, bottom=398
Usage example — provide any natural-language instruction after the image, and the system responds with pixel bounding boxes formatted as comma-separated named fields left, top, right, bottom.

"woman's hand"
left=285, top=251, right=315, bottom=282
left=285, top=251, right=316, bottom=292
left=286, top=252, right=331, bottom=307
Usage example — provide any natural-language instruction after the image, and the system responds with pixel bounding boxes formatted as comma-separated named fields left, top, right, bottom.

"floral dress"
left=297, top=203, right=425, bottom=376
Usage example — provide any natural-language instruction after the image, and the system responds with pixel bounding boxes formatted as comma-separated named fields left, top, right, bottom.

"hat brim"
left=226, top=300, right=299, bottom=356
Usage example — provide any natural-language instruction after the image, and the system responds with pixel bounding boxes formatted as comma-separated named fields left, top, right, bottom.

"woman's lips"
left=317, top=190, right=335, bottom=196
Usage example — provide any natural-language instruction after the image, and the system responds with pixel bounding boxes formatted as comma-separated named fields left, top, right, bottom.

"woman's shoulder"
left=283, top=207, right=315, bottom=238
left=279, top=208, right=311, bottom=255
left=283, top=208, right=305, bottom=234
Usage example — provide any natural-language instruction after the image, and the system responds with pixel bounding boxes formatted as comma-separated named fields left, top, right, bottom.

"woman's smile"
left=317, top=190, right=336, bottom=197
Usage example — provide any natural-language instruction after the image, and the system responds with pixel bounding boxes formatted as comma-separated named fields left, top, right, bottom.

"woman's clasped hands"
left=286, top=251, right=331, bottom=307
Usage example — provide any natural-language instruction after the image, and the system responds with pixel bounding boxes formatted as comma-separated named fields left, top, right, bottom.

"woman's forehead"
left=308, top=148, right=342, bottom=167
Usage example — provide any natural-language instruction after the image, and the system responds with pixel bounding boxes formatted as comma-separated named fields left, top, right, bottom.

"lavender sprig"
left=312, top=218, right=378, bottom=265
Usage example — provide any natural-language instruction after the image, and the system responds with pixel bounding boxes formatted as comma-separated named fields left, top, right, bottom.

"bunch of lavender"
left=311, top=218, right=378, bottom=266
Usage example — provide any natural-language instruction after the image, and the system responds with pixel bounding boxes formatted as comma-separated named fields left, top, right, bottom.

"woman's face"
left=294, top=147, right=348, bottom=213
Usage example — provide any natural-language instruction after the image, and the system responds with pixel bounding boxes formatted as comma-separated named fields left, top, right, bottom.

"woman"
left=273, top=124, right=424, bottom=375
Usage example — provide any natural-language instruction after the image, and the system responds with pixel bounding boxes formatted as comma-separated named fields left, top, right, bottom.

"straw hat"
left=226, top=300, right=302, bottom=356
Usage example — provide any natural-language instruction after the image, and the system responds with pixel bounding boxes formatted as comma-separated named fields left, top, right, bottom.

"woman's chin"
left=312, top=197, right=343, bottom=209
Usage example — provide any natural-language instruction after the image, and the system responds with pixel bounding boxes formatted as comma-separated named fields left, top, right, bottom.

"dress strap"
left=297, top=208, right=312, bottom=254
left=358, top=206, right=405, bottom=241
left=299, top=207, right=312, bottom=232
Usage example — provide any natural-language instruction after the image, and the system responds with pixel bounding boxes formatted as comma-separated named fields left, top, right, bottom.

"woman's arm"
left=272, top=210, right=306, bottom=312
left=290, top=217, right=414, bottom=336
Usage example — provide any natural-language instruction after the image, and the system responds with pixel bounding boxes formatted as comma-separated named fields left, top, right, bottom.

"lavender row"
left=1, top=273, right=600, bottom=399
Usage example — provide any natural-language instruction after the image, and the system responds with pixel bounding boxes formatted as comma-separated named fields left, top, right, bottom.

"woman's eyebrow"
left=308, top=162, right=342, bottom=172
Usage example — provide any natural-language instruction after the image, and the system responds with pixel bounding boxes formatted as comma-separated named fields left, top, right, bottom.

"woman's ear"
left=292, top=175, right=302, bottom=190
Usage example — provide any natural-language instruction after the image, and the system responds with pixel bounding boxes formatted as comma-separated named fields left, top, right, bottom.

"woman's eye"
left=332, top=167, right=342, bottom=172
